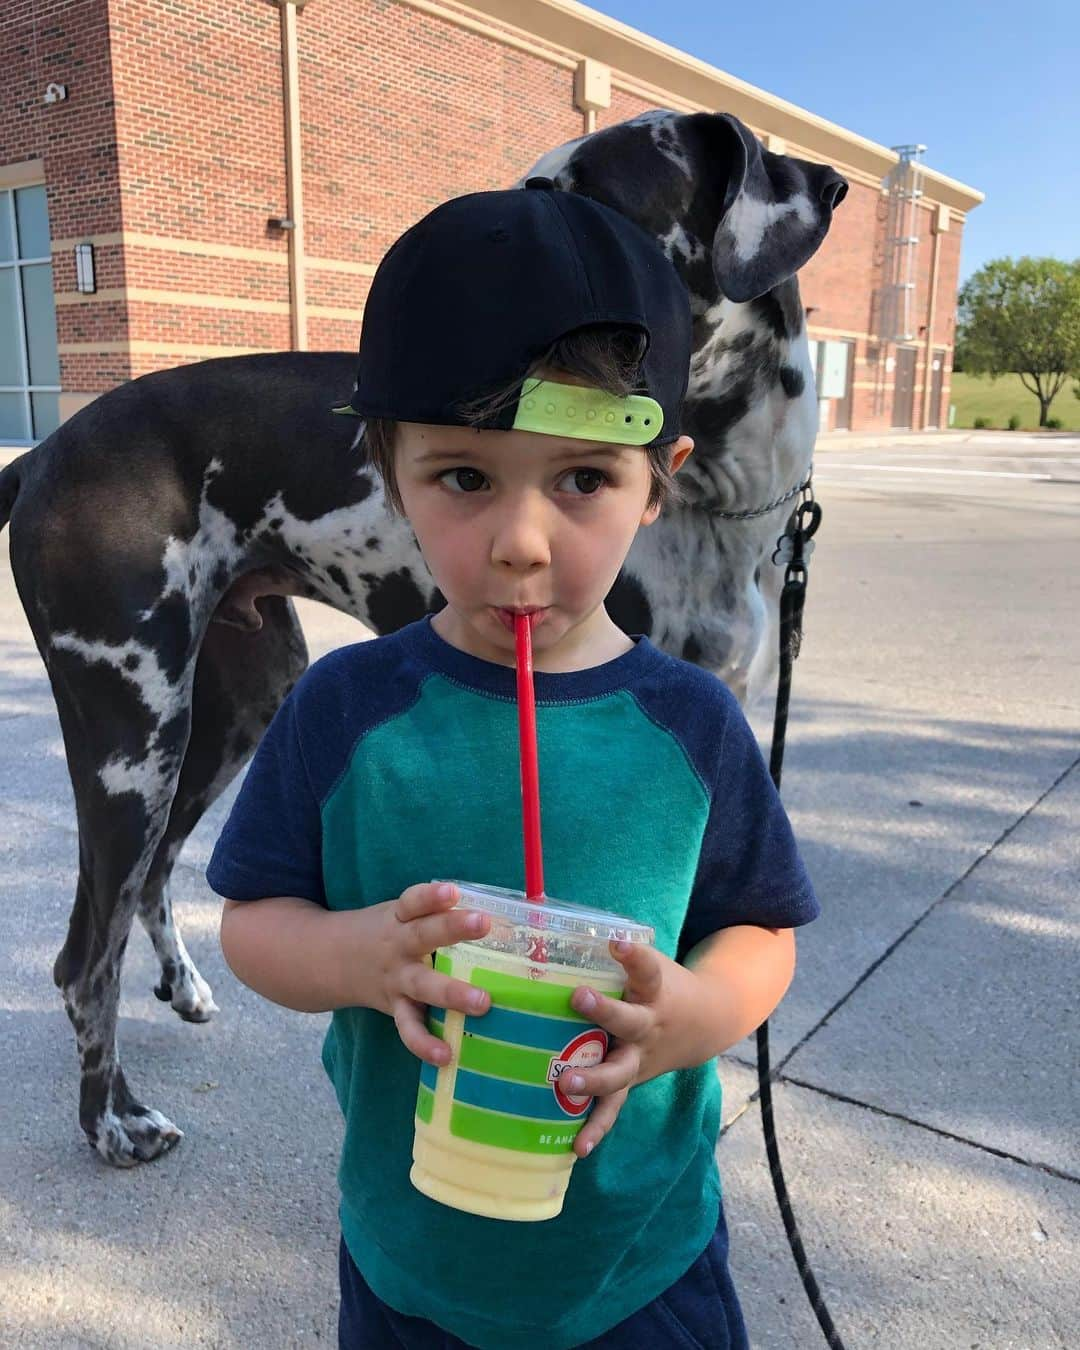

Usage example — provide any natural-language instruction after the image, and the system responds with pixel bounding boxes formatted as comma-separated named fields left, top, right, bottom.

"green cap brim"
left=332, top=379, right=665, bottom=442
left=511, top=379, right=663, bottom=445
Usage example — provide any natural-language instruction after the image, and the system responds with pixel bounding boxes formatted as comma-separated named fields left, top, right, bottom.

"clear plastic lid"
left=434, top=880, right=654, bottom=946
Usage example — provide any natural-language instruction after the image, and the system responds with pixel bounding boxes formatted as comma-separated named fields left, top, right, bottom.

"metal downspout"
left=279, top=0, right=309, bottom=350
left=921, top=223, right=943, bottom=428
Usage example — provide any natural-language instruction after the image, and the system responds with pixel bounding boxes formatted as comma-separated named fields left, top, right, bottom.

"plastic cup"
left=410, top=881, right=655, bottom=1222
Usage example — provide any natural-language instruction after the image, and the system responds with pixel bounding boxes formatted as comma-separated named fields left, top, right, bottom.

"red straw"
left=514, top=614, right=545, bottom=898
left=514, top=614, right=548, bottom=961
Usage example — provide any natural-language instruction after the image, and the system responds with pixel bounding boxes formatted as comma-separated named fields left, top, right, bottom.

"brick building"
left=2, top=0, right=983, bottom=445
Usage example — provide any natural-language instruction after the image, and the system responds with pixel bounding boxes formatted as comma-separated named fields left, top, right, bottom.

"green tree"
left=955, top=257, right=1080, bottom=427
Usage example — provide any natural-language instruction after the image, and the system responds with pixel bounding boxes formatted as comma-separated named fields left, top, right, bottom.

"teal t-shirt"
left=207, top=615, right=817, bottom=1348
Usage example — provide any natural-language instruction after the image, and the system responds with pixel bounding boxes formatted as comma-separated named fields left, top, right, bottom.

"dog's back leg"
left=45, top=639, right=196, bottom=1166
left=136, top=596, right=309, bottom=1021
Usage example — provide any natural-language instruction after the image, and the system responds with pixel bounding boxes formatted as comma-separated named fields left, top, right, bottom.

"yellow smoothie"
left=410, top=939, right=626, bottom=1222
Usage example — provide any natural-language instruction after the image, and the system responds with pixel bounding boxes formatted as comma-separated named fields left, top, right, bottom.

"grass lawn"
left=949, top=372, right=1080, bottom=431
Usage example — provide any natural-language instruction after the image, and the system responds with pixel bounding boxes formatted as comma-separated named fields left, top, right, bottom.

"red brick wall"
left=297, top=0, right=585, bottom=352
left=106, top=0, right=289, bottom=375
left=800, top=175, right=965, bottom=431
left=0, top=0, right=122, bottom=237
left=1, top=0, right=127, bottom=389
left=3, top=0, right=970, bottom=427
left=602, top=86, right=660, bottom=129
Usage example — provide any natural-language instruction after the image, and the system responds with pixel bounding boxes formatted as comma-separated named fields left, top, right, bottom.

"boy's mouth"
left=493, top=607, right=550, bottom=633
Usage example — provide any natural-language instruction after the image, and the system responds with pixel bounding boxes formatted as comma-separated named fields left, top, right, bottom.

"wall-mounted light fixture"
left=268, top=216, right=296, bottom=230
left=74, top=243, right=96, bottom=293
left=44, top=82, right=68, bottom=105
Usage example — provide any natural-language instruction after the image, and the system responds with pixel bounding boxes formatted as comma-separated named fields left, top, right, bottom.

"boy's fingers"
left=612, top=940, right=665, bottom=1000
left=392, top=996, right=451, bottom=1066
left=394, top=881, right=459, bottom=923
left=403, top=965, right=490, bottom=1018
left=573, top=1086, right=628, bottom=1159
left=559, top=1043, right=637, bottom=1100
left=569, top=986, right=652, bottom=1042
left=405, top=907, right=491, bottom=959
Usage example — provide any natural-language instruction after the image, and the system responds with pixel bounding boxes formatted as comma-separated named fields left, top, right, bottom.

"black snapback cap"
left=343, top=178, right=692, bottom=448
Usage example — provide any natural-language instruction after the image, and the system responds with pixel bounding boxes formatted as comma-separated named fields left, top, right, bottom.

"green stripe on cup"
left=416, top=1083, right=434, bottom=1124
left=450, top=1101, right=585, bottom=1153
left=470, top=966, right=587, bottom=1018
left=434, top=948, right=624, bottom=1017
left=458, top=1033, right=553, bottom=1086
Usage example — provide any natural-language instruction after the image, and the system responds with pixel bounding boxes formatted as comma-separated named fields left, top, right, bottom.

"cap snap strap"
left=511, top=379, right=663, bottom=445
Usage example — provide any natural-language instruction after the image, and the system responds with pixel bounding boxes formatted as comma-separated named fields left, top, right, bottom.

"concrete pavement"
left=1, top=436, right=1078, bottom=1347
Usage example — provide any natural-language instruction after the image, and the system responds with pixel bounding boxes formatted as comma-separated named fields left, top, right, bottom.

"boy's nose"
left=489, top=494, right=552, bottom=572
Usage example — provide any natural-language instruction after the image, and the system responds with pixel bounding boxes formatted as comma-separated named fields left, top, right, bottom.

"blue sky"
left=590, top=0, right=1079, bottom=284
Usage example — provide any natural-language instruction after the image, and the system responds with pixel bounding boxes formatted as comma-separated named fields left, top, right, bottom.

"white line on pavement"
left=820, top=448, right=1080, bottom=460
left=813, top=463, right=1054, bottom=481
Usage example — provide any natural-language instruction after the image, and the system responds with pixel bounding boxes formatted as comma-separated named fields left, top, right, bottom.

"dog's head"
left=520, top=110, right=847, bottom=316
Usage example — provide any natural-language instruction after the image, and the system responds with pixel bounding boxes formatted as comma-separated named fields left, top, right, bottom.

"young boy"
left=208, top=179, right=819, bottom=1349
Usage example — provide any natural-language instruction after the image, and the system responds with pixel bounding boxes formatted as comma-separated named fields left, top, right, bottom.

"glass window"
left=0, top=184, right=60, bottom=442
left=0, top=190, right=13, bottom=263
left=15, top=185, right=51, bottom=260
left=31, top=391, right=60, bottom=439
left=0, top=267, right=24, bottom=385
left=22, top=264, right=61, bottom=386
left=0, top=392, right=29, bottom=441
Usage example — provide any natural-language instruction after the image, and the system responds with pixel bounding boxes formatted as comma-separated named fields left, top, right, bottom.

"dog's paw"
left=154, top=965, right=219, bottom=1023
left=91, top=1106, right=183, bottom=1167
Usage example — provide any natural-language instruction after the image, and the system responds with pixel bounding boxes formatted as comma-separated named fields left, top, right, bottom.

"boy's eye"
left=563, top=469, right=609, bottom=496
left=436, top=467, right=609, bottom=496
left=438, top=467, right=487, bottom=493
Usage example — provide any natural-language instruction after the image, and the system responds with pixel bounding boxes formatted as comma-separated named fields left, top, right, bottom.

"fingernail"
left=567, top=1074, right=584, bottom=1092
left=583, top=1141, right=594, bottom=1156
left=437, top=883, right=454, bottom=901
left=465, top=912, right=484, bottom=933
left=468, top=989, right=487, bottom=1011
left=613, top=940, right=631, bottom=955
left=576, top=990, right=596, bottom=1014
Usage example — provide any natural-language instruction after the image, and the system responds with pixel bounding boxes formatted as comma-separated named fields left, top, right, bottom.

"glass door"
left=0, top=184, right=60, bottom=444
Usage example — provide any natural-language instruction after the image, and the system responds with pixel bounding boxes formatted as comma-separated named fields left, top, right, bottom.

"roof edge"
left=448, top=0, right=984, bottom=211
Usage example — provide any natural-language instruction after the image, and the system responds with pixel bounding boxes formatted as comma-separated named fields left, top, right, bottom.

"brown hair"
left=359, top=324, right=688, bottom=516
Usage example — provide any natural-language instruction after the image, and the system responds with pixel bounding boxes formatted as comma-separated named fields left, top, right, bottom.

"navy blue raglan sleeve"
left=205, top=682, right=326, bottom=906
left=676, top=691, right=819, bottom=962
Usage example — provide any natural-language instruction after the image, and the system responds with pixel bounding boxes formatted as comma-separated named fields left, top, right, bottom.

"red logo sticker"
left=547, top=1028, right=609, bottom=1117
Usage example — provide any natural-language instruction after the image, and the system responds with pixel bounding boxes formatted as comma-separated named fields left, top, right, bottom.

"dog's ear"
left=689, top=112, right=848, bottom=304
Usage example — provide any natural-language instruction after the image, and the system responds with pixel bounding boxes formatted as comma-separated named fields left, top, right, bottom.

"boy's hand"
left=564, top=941, right=699, bottom=1160
left=367, top=882, right=491, bottom=1066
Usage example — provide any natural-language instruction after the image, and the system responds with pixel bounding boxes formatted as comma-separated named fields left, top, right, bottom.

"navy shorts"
left=338, top=1209, right=749, bottom=1350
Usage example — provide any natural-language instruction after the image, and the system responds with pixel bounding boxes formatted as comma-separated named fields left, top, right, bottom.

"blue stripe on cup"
left=452, top=1067, right=582, bottom=1122
left=462, top=1004, right=580, bottom=1051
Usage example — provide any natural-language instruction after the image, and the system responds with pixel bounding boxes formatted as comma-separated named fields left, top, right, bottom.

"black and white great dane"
left=0, top=110, right=846, bottom=1166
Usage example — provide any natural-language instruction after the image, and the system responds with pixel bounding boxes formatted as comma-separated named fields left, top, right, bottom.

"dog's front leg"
left=134, top=595, right=312, bottom=1024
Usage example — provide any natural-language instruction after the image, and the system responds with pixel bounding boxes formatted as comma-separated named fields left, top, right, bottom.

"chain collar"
left=702, top=466, right=813, bottom=520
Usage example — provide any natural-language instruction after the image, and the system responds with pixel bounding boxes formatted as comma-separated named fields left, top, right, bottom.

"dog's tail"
left=0, top=453, right=28, bottom=535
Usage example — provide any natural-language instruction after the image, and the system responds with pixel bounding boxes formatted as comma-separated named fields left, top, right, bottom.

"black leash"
left=756, top=481, right=846, bottom=1348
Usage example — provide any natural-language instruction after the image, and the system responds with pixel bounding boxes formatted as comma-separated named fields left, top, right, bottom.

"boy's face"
left=394, top=417, right=694, bottom=670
